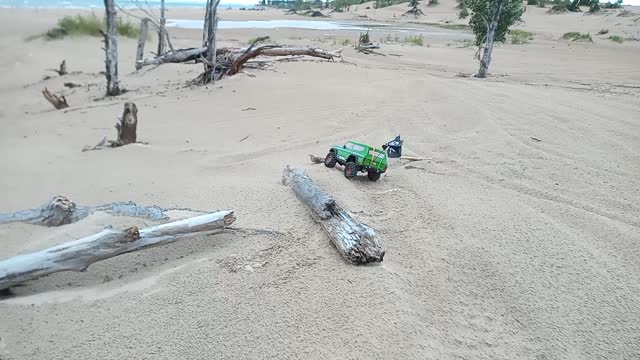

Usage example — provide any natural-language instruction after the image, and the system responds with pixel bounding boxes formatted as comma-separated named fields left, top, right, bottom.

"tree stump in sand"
left=114, top=102, right=138, bottom=145
left=50, top=60, right=67, bottom=76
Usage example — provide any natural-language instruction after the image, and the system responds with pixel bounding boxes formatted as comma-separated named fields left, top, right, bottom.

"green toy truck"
left=324, top=141, right=388, bottom=181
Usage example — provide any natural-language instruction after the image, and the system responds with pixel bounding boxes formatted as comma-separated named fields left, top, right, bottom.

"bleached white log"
left=0, top=195, right=205, bottom=226
left=0, top=210, right=235, bottom=290
left=282, top=166, right=384, bottom=264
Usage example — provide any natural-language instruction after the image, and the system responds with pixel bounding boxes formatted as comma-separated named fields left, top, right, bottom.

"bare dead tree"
left=103, top=0, right=121, bottom=96
left=201, top=0, right=222, bottom=83
left=136, top=18, right=150, bottom=70
left=116, top=2, right=175, bottom=54
left=158, top=0, right=166, bottom=55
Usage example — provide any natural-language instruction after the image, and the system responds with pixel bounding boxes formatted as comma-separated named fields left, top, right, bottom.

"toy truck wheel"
left=324, top=152, right=337, bottom=168
left=344, top=162, right=358, bottom=179
left=367, top=170, right=381, bottom=182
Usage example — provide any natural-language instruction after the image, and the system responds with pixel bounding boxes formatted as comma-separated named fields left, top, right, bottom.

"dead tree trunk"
left=103, top=0, right=120, bottom=96
left=477, top=0, right=505, bottom=78
left=0, top=210, right=236, bottom=290
left=135, top=18, right=150, bottom=70
left=157, top=0, right=166, bottom=56
left=202, top=0, right=222, bottom=83
left=282, top=165, right=385, bottom=264
left=114, top=102, right=138, bottom=145
left=42, top=87, right=69, bottom=109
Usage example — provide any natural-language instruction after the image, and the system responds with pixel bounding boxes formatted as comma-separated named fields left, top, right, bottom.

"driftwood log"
left=0, top=195, right=204, bottom=227
left=282, top=165, right=385, bottom=264
left=42, top=87, right=69, bottom=109
left=0, top=210, right=236, bottom=290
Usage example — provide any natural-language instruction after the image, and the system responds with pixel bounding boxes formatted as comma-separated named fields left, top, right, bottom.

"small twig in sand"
left=82, top=136, right=108, bottom=152
left=531, top=136, right=542, bottom=142
left=241, top=107, right=256, bottom=111
left=239, top=135, right=250, bottom=142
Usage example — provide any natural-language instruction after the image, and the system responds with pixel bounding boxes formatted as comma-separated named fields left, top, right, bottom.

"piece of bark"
left=42, top=87, right=69, bottom=109
left=282, top=165, right=385, bottom=264
left=0, top=210, right=236, bottom=290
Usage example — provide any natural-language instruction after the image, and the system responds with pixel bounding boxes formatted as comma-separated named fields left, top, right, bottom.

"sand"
left=1, top=2, right=639, bottom=359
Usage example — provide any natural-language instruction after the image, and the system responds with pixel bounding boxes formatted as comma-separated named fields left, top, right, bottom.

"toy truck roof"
left=340, top=141, right=386, bottom=155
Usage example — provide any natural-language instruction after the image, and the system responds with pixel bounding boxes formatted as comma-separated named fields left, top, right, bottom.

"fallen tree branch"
left=282, top=165, right=384, bottom=264
left=0, top=195, right=208, bottom=227
left=0, top=210, right=236, bottom=290
left=42, top=87, right=69, bottom=109
left=137, top=47, right=208, bottom=67
left=136, top=43, right=343, bottom=80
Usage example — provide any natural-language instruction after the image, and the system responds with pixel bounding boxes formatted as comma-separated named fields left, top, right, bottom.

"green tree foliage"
left=468, top=0, right=525, bottom=46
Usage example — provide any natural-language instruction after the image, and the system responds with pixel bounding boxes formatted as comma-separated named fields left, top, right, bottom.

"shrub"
left=404, top=34, right=424, bottom=46
left=598, top=28, right=609, bottom=34
left=33, top=14, right=139, bottom=41
left=562, top=32, right=593, bottom=41
left=458, top=5, right=470, bottom=18
left=374, top=0, right=393, bottom=8
left=602, top=0, right=623, bottom=8
left=428, top=0, right=439, bottom=6
left=510, top=29, right=534, bottom=43
left=527, top=0, right=538, bottom=5
left=609, top=35, right=624, bottom=43
left=537, top=0, right=547, bottom=7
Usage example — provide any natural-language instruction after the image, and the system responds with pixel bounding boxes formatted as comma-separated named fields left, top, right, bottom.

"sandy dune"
left=0, top=3, right=639, bottom=360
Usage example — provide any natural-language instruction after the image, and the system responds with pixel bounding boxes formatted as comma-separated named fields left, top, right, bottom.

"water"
left=167, top=19, right=468, bottom=36
left=167, top=19, right=395, bottom=31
